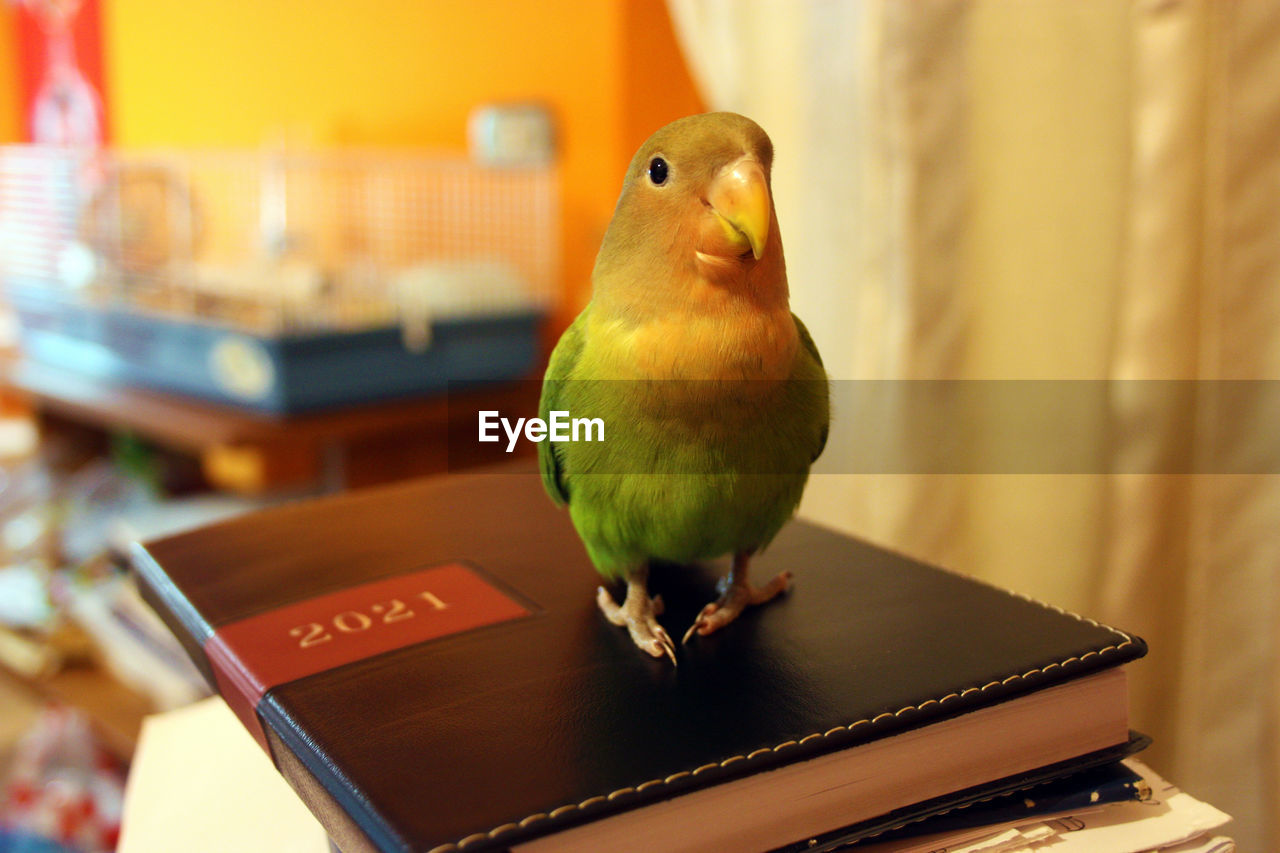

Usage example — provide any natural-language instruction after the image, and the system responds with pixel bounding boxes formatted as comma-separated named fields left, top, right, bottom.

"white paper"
left=948, top=823, right=1056, bottom=853
left=119, top=697, right=329, bottom=853
left=1148, top=836, right=1235, bottom=853
left=1006, top=760, right=1232, bottom=853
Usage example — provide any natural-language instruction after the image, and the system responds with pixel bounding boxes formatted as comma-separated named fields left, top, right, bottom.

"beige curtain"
left=1104, top=2, right=1280, bottom=848
left=668, top=1, right=1280, bottom=849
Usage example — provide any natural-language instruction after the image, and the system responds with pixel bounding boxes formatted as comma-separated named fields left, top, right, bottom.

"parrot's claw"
left=682, top=569, right=792, bottom=644
left=597, top=585, right=678, bottom=665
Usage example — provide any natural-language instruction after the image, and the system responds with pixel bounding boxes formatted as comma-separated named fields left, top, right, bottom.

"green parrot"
left=539, top=112, right=829, bottom=664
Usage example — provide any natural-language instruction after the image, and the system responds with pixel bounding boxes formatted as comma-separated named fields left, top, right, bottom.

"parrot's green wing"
left=793, top=312, right=829, bottom=462
left=538, top=309, right=589, bottom=506
left=793, top=311, right=824, bottom=370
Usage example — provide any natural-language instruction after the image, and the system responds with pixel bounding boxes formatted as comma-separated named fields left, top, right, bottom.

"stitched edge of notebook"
left=428, top=602, right=1138, bottom=852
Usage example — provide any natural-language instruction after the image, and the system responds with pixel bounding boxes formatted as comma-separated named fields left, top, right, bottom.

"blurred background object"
left=1, top=706, right=124, bottom=853
left=0, top=144, right=556, bottom=411
left=14, top=0, right=106, bottom=147
left=468, top=103, right=556, bottom=167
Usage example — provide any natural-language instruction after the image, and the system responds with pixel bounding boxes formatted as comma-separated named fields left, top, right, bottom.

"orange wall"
left=620, top=0, right=706, bottom=164
left=100, top=0, right=704, bottom=325
left=0, top=3, right=20, bottom=142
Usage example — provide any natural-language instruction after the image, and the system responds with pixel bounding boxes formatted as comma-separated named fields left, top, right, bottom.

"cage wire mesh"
left=0, top=145, right=558, bottom=342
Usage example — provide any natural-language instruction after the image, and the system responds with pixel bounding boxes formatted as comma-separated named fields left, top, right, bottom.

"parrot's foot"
left=597, top=575, right=677, bottom=665
left=682, top=553, right=791, bottom=644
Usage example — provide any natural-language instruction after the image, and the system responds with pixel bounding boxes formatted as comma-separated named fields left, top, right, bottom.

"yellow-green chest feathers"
left=580, top=302, right=799, bottom=383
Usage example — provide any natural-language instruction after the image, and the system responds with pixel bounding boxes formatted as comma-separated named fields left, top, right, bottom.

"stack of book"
left=838, top=758, right=1232, bottom=853
left=127, top=467, right=1233, bottom=852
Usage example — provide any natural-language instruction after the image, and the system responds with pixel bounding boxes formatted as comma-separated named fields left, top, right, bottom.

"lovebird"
left=539, top=112, right=829, bottom=664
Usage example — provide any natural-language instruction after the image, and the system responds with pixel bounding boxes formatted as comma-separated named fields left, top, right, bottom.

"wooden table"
left=4, top=359, right=539, bottom=494
left=0, top=657, right=155, bottom=763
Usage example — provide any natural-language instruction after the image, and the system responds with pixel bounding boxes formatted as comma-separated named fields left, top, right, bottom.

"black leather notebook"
left=132, top=467, right=1146, bottom=853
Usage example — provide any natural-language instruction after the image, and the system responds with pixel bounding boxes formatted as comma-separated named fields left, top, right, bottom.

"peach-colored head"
left=592, top=112, right=789, bottom=323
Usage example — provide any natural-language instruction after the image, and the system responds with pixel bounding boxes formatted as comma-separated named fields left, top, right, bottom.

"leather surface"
left=135, top=464, right=1146, bottom=853
left=205, top=562, right=531, bottom=751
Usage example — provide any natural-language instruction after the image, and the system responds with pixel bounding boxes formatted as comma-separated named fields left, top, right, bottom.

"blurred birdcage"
left=0, top=145, right=557, bottom=412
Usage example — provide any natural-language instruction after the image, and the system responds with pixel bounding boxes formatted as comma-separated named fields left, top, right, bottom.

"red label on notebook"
left=204, top=562, right=531, bottom=751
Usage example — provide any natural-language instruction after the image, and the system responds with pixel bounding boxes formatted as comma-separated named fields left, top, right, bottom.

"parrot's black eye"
left=648, top=157, right=669, bottom=186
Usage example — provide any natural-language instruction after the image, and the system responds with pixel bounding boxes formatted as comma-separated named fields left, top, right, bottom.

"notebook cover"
left=132, top=466, right=1146, bottom=853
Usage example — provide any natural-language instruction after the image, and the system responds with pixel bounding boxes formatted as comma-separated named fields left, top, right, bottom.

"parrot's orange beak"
left=707, top=156, right=770, bottom=261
